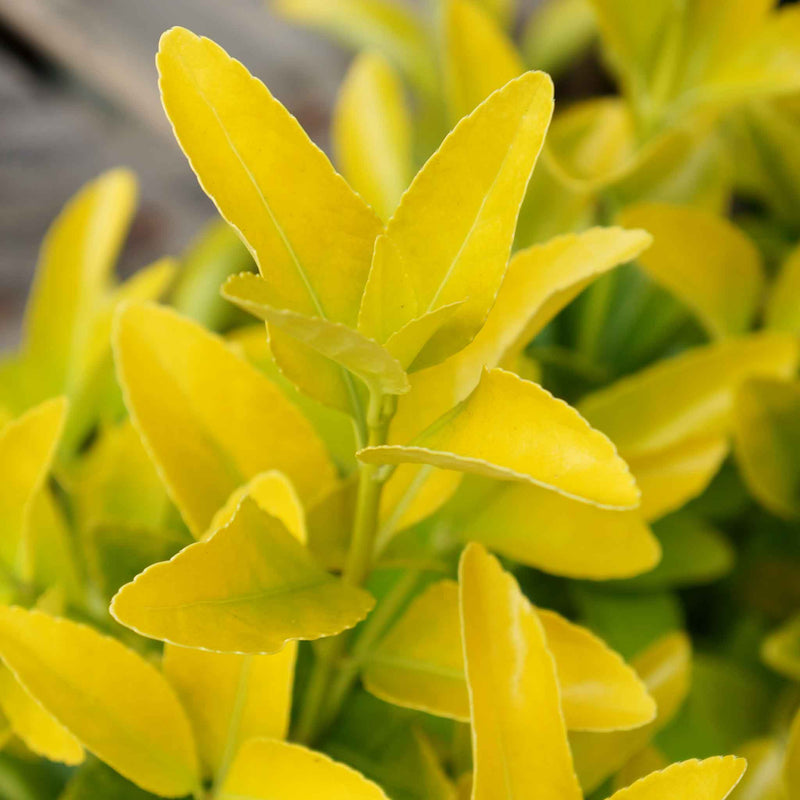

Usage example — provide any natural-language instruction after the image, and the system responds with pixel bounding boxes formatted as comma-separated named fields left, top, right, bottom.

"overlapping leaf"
left=364, top=578, right=655, bottom=731
left=451, top=475, right=659, bottom=579
left=607, top=758, right=745, bottom=800
left=0, top=607, right=199, bottom=797
left=460, top=544, right=582, bottom=800
left=158, top=26, right=382, bottom=413
left=222, top=273, right=409, bottom=395
left=361, top=368, right=639, bottom=509
left=111, top=498, right=374, bottom=653
left=378, top=226, right=651, bottom=533
left=217, top=738, right=389, bottom=799
left=113, top=302, right=336, bottom=537
left=358, top=70, right=554, bottom=369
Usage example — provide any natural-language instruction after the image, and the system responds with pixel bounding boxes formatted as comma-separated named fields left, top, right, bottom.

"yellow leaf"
left=209, top=470, right=307, bottom=544
left=218, top=737, right=389, bottom=799
left=377, top=226, right=651, bottom=534
left=617, top=204, right=764, bottom=339
left=113, top=302, right=335, bottom=537
left=460, top=544, right=582, bottom=800
left=786, top=708, right=800, bottom=800
left=607, top=757, right=746, bottom=800
left=22, top=169, right=137, bottom=401
left=571, top=632, right=692, bottom=793
left=364, top=579, right=655, bottom=732
left=360, top=368, right=639, bottom=510
left=358, top=71, right=554, bottom=369
left=443, top=0, right=524, bottom=123
left=578, top=333, right=800, bottom=461
left=333, top=52, right=413, bottom=223
left=272, top=0, right=436, bottom=96
left=165, top=469, right=305, bottom=782
left=158, top=27, right=382, bottom=414
left=767, top=242, right=800, bottom=334
left=0, top=664, right=83, bottom=765
left=733, top=378, right=800, bottom=519
left=222, top=273, right=409, bottom=395
left=613, top=747, right=670, bottom=792
left=0, top=606, right=199, bottom=797
left=630, top=434, right=729, bottom=522
left=164, top=645, right=295, bottom=784
left=111, top=498, right=374, bottom=654
left=0, top=397, right=67, bottom=571
left=453, top=477, right=660, bottom=579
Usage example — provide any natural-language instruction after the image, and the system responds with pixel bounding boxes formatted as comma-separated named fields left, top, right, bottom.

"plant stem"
left=294, top=391, right=392, bottom=745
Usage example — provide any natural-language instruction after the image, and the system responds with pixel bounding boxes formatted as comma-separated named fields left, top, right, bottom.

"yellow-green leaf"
left=0, top=606, right=199, bottom=797
left=222, top=273, right=409, bottom=395
left=164, top=470, right=305, bottom=781
left=523, top=0, right=597, bottom=77
left=617, top=203, right=764, bottom=339
left=113, top=302, right=335, bottom=537
left=0, top=397, right=67, bottom=571
left=360, top=368, right=639, bottom=509
left=218, top=737, right=389, bottom=799
left=608, top=757, right=746, bottom=800
left=365, top=578, right=654, bottom=731
left=733, top=378, right=800, bottom=519
left=22, top=169, right=137, bottom=402
left=272, top=0, right=436, bottom=95
left=377, top=226, right=650, bottom=533
left=766, top=242, right=800, bottom=334
left=630, top=434, right=729, bottom=522
left=443, top=0, right=524, bottom=123
left=333, top=52, right=413, bottom=223
left=358, top=71, right=553, bottom=369
left=111, top=498, right=374, bottom=654
left=578, top=333, right=800, bottom=461
left=787, top=708, right=800, bottom=800
left=761, top=613, right=800, bottom=682
left=158, top=27, right=382, bottom=413
left=0, top=664, right=83, bottom=765
left=452, top=476, right=659, bottom=579
left=571, top=632, right=692, bottom=793
left=460, top=543, right=582, bottom=800
left=164, top=645, right=295, bottom=784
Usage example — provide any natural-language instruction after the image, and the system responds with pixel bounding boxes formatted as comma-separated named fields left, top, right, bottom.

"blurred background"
left=0, top=0, right=361, bottom=348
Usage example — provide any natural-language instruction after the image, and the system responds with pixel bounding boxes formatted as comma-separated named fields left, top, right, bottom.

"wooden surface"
left=0, top=0, right=349, bottom=347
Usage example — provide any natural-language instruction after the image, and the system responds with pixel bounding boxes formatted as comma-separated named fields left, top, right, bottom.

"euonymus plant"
left=0, top=1, right=800, bottom=798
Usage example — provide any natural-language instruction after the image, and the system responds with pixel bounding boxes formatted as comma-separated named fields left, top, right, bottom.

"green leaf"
left=222, top=273, right=409, bottom=395
left=111, top=498, right=374, bottom=654
left=358, top=70, right=554, bottom=369
left=733, top=378, right=800, bottom=519
left=360, top=368, right=640, bottom=509
left=0, top=607, right=199, bottom=797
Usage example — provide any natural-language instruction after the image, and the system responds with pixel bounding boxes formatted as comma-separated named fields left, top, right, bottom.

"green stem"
left=294, top=391, right=392, bottom=745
